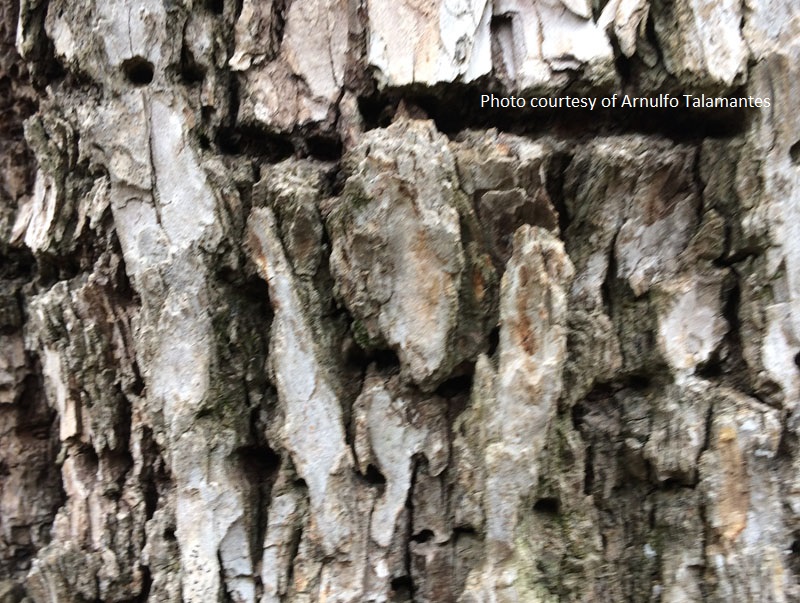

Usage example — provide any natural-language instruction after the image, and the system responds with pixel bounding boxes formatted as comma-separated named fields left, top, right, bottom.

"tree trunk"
left=1, top=0, right=799, bottom=601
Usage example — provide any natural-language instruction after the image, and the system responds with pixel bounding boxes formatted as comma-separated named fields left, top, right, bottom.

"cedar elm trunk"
left=1, top=0, right=800, bottom=601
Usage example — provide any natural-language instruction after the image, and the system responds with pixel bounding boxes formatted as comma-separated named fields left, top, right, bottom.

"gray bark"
left=1, top=0, right=799, bottom=601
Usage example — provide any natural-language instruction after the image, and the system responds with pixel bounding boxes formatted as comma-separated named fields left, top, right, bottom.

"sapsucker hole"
left=122, top=57, right=155, bottom=86
left=790, top=140, right=800, bottom=165
left=627, top=374, right=652, bottom=390
left=205, top=0, right=224, bottom=14
left=533, top=497, right=560, bottom=515
left=411, top=529, right=434, bottom=543
left=363, top=463, right=387, bottom=485
left=390, top=575, right=413, bottom=594
left=794, top=351, right=800, bottom=369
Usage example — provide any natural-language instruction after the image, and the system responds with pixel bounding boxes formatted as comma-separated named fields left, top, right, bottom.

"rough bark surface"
left=1, top=0, right=800, bottom=601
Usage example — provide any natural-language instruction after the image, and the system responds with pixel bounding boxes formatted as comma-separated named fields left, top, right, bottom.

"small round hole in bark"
left=790, top=141, right=800, bottom=166
left=390, top=575, right=413, bottom=595
left=204, top=0, right=224, bottom=14
left=627, top=374, right=651, bottom=390
left=533, top=497, right=560, bottom=515
left=794, top=351, right=800, bottom=369
left=122, top=57, right=154, bottom=86
left=696, top=354, right=722, bottom=378
left=363, top=464, right=386, bottom=485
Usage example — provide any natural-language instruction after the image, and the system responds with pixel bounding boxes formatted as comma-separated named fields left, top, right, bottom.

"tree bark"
left=1, top=0, right=799, bottom=601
